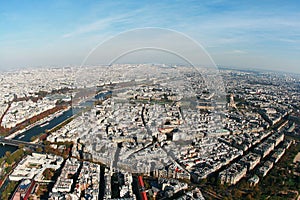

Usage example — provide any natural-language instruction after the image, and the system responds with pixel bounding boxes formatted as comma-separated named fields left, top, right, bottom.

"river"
left=0, top=91, right=112, bottom=158
left=0, top=109, right=73, bottom=157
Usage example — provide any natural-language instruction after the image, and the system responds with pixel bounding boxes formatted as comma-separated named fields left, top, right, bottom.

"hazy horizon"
left=1, top=0, right=299, bottom=73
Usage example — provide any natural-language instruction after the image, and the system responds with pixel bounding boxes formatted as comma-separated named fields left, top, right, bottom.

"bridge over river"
left=0, top=137, right=44, bottom=149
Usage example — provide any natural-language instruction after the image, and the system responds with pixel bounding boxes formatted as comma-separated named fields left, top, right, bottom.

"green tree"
left=36, top=147, right=43, bottom=153
left=233, top=189, right=242, bottom=199
left=18, top=144, right=25, bottom=149
left=5, top=151, right=11, bottom=158
left=245, top=194, right=254, bottom=200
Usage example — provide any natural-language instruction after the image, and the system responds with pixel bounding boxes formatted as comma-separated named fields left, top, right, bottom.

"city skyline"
left=1, top=0, right=300, bottom=73
left=0, top=64, right=299, bottom=199
left=1, top=2, right=300, bottom=199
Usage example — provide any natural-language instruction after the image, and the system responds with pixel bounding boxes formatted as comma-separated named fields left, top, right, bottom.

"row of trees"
left=4, top=148, right=26, bottom=165
left=1, top=181, right=18, bottom=200
left=0, top=105, right=67, bottom=137
left=202, top=141, right=300, bottom=200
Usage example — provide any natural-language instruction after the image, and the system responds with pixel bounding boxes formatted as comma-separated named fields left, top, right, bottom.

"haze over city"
left=1, top=1, right=300, bottom=200
left=1, top=0, right=300, bottom=73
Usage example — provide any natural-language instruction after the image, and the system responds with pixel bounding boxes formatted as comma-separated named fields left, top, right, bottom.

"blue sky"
left=0, top=0, right=299, bottom=73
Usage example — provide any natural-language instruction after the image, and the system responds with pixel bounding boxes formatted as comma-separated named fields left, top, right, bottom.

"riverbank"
left=0, top=107, right=74, bottom=160
left=5, top=107, right=70, bottom=140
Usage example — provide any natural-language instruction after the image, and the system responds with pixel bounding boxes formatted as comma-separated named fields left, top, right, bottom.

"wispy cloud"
left=229, top=50, right=247, bottom=54
left=1, top=0, right=300, bottom=73
left=278, top=38, right=300, bottom=43
left=62, top=13, right=134, bottom=38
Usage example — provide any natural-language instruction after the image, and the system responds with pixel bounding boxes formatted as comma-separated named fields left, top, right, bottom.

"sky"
left=0, top=0, right=300, bottom=73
